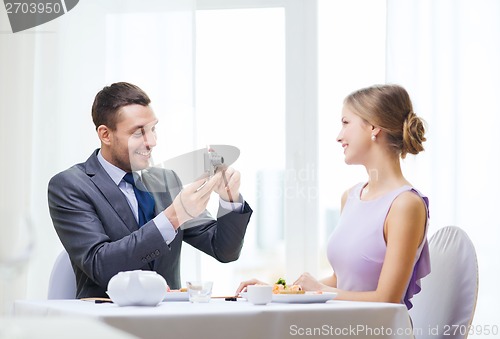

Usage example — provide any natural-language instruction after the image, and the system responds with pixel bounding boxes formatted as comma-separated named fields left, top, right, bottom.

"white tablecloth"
left=0, top=317, right=139, bottom=339
left=14, top=299, right=414, bottom=339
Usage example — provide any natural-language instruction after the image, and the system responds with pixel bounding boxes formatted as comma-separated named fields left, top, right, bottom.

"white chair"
left=47, top=250, right=77, bottom=299
left=409, top=226, right=478, bottom=339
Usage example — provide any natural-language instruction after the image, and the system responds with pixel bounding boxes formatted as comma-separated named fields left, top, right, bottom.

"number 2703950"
left=5, top=2, right=62, bottom=14
left=443, top=324, right=498, bottom=336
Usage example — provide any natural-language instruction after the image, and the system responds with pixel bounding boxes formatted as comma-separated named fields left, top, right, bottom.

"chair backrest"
left=409, top=226, right=478, bottom=339
left=47, top=250, right=77, bottom=299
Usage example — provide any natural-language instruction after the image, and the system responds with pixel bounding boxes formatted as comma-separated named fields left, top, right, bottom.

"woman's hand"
left=235, top=278, right=268, bottom=295
left=294, top=272, right=328, bottom=292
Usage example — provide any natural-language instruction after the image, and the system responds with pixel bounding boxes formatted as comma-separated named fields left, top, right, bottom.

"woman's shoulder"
left=343, top=182, right=365, bottom=196
left=394, top=186, right=429, bottom=216
left=392, top=190, right=427, bottom=212
left=340, top=182, right=365, bottom=210
left=386, top=189, right=428, bottom=244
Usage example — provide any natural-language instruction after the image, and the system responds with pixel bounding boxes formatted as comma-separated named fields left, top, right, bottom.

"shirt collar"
left=97, top=150, right=128, bottom=186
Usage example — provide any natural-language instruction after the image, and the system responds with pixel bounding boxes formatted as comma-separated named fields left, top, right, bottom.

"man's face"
left=107, top=104, right=158, bottom=172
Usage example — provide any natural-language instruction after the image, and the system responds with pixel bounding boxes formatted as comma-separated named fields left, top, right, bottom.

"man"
left=48, top=82, right=252, bottom=299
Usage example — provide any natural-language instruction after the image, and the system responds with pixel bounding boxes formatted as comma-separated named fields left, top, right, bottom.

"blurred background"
left=1, top=0, right=499, bottom=335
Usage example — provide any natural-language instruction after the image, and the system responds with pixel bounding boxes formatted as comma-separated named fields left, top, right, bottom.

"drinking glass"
left=186, top=281, right=213, bottom=303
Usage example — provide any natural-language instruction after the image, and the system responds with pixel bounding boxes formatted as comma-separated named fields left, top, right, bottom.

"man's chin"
left=130, top=158, right=151, bottom=171
left=131, top=163, right=150, bottom=172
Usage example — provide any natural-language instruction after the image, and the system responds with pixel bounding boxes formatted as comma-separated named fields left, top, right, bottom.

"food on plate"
left=272, top=278, right=305, bottom=294
left=166, top=286, right=188, bottom=292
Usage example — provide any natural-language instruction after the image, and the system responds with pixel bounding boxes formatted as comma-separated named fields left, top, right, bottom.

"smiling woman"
left=317, top=84, right=430, bottom=309
left=239, top=84, right=431, bottom=310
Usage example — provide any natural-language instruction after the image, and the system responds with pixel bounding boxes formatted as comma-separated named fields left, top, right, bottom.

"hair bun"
left=402, top=112, right=426, bottom=158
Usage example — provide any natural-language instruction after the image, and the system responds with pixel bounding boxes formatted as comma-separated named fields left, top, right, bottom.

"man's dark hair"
left=91, top=82, right=151, bottom=130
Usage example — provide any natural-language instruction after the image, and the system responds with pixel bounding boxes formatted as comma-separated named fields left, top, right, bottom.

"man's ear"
left=97, top=125, right=112, bottom=146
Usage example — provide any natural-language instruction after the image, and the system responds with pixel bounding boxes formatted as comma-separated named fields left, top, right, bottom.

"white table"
left=14, top=299, right=414, bottom=339
left=0, top=317, right=139, bottom=339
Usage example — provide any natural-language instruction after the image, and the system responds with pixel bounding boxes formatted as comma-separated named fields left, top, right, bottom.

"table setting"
left=13, top=270, right=414, bottom=339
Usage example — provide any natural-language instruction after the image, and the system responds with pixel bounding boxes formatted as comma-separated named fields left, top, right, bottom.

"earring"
left=371, top=134, right=376, bottom=141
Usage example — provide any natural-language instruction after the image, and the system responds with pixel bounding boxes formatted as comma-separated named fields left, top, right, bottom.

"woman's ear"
left=97, top=125, right=112, bottom=145
left=371, top=125, right=381, bottom=137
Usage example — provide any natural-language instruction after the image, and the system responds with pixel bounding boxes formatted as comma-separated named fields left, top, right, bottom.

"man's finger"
left=196, top=172, right=220, bottom=197
left=186, top=176, right=210, bottom=193
left=223, top=170, right=240, bottom=190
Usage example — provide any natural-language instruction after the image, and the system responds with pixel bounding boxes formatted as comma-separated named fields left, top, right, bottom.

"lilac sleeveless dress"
left=327, top=183, right=431, bottom=309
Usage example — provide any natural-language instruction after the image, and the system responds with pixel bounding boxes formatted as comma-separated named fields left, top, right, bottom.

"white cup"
left=246, top=285, right=273, bottom=305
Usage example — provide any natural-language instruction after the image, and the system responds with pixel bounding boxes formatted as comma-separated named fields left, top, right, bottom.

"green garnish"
left=276, top=278, right=287, bottom=287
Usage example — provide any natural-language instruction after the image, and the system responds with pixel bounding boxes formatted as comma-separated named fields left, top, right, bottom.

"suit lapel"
left=141, top=168, right=181, bottom=271
left=85, top=150, right=139, bottom=233
left=141, top=168, right=175, bottom=214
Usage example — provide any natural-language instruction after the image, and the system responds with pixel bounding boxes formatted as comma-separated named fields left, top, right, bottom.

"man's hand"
left=164, top=175, right=218, bottom=229
left=214, top=167, right=241, bottom=202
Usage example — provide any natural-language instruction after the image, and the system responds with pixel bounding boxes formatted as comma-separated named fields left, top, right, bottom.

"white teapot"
left=106, top=270, right=168, bottom=306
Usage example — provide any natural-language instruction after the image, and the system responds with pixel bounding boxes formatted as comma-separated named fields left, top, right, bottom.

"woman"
left=237, top=84, right=430, bottom=309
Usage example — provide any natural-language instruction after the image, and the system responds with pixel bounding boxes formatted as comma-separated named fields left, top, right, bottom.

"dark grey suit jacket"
left=48, top=149, right=252, bottom=299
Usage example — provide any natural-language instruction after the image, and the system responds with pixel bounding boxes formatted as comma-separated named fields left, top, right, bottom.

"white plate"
left=241, top=291, right=336, bottom=304
left=163, top=291, right=189, bottom=301
left=271, top=292, right=337, bottom=303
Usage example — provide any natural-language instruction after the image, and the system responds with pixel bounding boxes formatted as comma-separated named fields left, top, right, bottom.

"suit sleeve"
left=166, top=170, right=253, bottom=263
left=48, top=169, right=169, bottom=289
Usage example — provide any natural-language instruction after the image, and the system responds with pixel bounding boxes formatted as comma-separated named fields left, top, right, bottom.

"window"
left=100, top=0, right=387, bottom=295
left=317, top=0, right=386, bottom=276
left=195, top=7, right=286, bottom=294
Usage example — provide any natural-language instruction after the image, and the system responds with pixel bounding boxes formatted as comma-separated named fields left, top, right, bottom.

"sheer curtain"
left=386, top=0, right=500, bottom=335
left=0, top=0, right=195, bottom=312
left=0, top=12, right=36, bottom=314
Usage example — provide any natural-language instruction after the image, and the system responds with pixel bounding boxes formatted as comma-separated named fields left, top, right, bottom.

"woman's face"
left=336, top=105, right=373, bottom=165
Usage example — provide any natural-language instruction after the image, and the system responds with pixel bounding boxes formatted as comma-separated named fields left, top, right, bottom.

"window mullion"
left=284, top=0, right=319, bottom=280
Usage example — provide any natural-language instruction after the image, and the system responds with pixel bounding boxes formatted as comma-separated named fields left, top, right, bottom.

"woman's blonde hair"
left=344, top=84, right=426, bottom=159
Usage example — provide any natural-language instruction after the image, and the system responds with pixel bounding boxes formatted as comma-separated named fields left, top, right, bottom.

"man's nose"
left=142, top=129, right=157, bottom=149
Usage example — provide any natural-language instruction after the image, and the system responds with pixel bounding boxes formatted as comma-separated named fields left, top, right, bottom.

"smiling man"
left=48, top=82, right=252, bottom=299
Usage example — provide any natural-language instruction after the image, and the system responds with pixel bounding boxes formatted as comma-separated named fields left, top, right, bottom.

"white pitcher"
left=107, top=270, right=168, bottom=306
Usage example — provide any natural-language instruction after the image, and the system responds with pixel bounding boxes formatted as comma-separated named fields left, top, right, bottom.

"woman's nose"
left=336, top=131, right=342, bottom=143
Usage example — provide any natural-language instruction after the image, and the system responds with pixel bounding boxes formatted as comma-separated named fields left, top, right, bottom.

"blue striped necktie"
left=123, top=172, right=155, bottom=227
